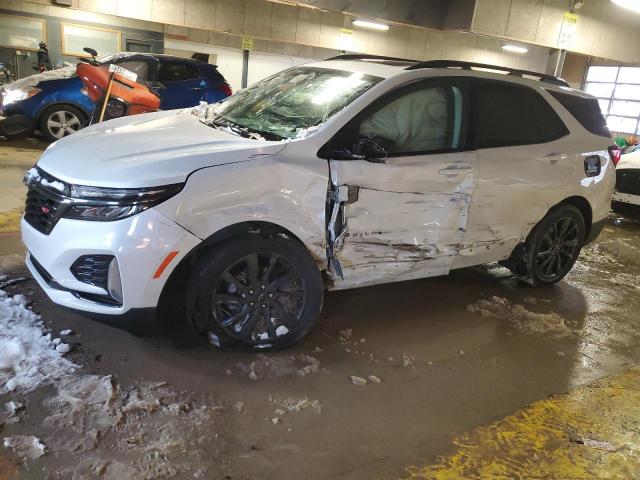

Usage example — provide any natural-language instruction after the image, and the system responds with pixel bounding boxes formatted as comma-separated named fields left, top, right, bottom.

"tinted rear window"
left=547, top=90, right=610, bottom=138
left=474, top=80, right=569, bottom=149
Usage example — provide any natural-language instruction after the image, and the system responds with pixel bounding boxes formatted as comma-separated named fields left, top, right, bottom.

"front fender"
left=31, top=78, right=94, bottom=119
left=154, top=155, right=329, bottom=268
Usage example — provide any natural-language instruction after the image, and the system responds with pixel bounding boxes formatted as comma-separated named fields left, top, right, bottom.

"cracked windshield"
left=202, top=67, right=381, bottom=140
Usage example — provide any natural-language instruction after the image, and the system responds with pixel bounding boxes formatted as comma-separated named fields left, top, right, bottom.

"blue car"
left=0, top=53, right=232, bottom=141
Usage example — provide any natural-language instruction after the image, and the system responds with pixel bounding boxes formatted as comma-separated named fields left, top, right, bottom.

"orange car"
left=76, top=62, right=160, bottom=121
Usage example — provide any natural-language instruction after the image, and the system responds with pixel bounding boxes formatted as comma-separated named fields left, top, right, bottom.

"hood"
left=37, top=109, right=287, bottom=188
left=2, top=66, right=76, bottom=91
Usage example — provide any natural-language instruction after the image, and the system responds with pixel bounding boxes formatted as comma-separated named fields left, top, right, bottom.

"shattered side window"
left=211, top=67, right=382, bottom=140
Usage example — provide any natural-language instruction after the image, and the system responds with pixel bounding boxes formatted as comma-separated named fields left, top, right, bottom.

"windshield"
left=205, top=67, right=382, bottom=140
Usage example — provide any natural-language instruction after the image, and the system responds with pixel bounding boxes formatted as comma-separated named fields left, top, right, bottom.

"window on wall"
left=0, top=15, right=46, bottom=50
left=585, top=65, right=640, bottom=135
left=61, top=23, right=121, bottom=57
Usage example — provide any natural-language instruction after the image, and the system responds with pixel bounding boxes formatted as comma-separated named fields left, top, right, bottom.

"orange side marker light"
left=153, top=251, right=179, bottom=279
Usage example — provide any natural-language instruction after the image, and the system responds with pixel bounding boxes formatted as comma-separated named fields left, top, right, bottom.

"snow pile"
left=0, top=289, right=76, bottom=393
left=467, top=296, right=576, bottom=338
left=44, top=376, right=224, bottom=479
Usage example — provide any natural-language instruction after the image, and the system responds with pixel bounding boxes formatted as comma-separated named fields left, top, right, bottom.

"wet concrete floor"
left=1, top=138, right=639, bottom=479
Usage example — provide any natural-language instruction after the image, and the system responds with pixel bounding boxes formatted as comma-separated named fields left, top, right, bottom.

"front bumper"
left=0, top=113, right=36, bottom=137
left=22, top=208, right=201, bottom=315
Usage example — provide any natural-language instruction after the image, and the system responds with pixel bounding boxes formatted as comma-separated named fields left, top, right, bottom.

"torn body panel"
left=327, top=153, right=477, bottom=289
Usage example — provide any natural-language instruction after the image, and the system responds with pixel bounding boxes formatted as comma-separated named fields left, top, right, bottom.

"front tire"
left=514, top=205, right=585, bottom=286
left=39, top=105, right=86, bottom=142
left=186, top=235, right=324, bottom=352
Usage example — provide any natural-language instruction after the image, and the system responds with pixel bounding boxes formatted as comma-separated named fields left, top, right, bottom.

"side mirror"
left=145, top=81, right=166, bottom=91
left=354, top=138, right=388, bottom=163
left=83, top=47, right=98, bottom=57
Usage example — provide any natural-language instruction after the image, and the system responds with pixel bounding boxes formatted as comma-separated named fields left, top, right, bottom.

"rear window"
left=474, top=80, right=569, bottom=149
left=547, top=90, right=611, bottom=138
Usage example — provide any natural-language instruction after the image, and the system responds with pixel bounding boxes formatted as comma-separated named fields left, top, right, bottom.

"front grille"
left=70, top=255, right=114, bottom=291
left=616, top=168, right=640, bottom=196
left=24, top=188, right=65, bottom=234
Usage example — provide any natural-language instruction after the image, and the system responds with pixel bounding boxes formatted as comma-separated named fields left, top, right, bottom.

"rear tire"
left=512, top=205, right=585, bottom=287
left=39, top=105, right=86, bottom=142
left=186, top=234, right=324, bottom=352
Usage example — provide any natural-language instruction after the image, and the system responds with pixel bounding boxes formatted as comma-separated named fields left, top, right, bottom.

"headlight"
left=62, top=184, right=184, bottom=221
left=2, top=87, right=41, bottom=105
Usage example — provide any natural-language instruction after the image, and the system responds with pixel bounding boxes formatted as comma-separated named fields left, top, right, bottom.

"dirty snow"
left=3, top=435, right=46, bottom=460
left=269, top=396, right=322, bottom=415
left=467, top=296, right=576, bottom=338
left=0, top=288, right=76, bottom=393
left=236, top=353, right=320, bottom=380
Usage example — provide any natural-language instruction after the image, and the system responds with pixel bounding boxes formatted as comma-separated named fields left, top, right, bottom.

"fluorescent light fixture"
left=611, top=0, right=640, bottom=13
left=352, top=20, right=389, bottom=31
left=502, top=44, right=528, bottom=54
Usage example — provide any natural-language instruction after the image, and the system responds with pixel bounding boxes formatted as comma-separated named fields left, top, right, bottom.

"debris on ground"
left=350, top=376, right=367, bottom=386
left=236, top=354, right=320, bottom=380
left=338, top=329, right=353, bottom=342
left=467, top=296, right=576, bottom=338
left=0, top=287, right=76, bottom=393
left=570, top=437, right=617, bottom=452
left=402, top=354, right=415, bottom=369
left=459, top=350, right=465, bottom=356
left=0, top=401, right=24, bottom=426
left=269, top=396, right=322, bottom=414
left=0, top=276, right=28, bottom=289
left=3, top=435, right=46, bottom=460
left=59, top=329, right=73, bottom=336
left=233, top=401, right=245, bottom=413
left=367, top=375, right=382, bottom=384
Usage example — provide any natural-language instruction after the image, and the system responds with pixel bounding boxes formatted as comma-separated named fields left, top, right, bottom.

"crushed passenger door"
left=324, top=77, right=476, bottom=289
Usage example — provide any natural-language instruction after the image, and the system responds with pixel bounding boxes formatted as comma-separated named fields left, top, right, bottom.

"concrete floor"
left=1, top=138, right=639, bottom=479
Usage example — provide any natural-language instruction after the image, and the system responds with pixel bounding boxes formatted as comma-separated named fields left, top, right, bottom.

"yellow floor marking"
left=404, top=367, right=640, bottom=479
left=0, top=210, right=22, bottom=233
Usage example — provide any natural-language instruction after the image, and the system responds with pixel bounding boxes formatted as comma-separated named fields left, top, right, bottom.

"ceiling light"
left=352, top=20, right=389, bottom=31
left=611, top=0, right=640, bottom=13
left=502, top=44, right=528, bottom=54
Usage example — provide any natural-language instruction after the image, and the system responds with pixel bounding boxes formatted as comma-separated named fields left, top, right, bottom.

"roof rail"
left=405, top=60, right=569, bottom=87
left=326, top=54, right=419, bottom=64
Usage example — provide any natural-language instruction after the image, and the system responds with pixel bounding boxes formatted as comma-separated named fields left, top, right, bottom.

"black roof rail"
left=405, top=60, right=569, bottom=87
left=326, top=54, right=419, bottom=64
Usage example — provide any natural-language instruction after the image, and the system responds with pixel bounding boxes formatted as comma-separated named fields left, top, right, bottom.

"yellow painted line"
left=0, top=210, right=22, bottom=233
left=404, top=367, right=640, bottom=479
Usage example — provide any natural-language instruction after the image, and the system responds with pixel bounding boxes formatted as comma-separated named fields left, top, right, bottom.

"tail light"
left=221, top=83, right=232, bottom=97
left=608, top=145, right=621, bottom=167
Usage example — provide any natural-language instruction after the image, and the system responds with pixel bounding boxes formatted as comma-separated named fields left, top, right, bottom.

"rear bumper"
left=22, top=207, right=201, bottom=315
left=0, top=114, right=36, bottom=137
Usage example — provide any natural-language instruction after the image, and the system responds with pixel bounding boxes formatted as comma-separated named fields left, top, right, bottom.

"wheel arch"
left=156, top=221, right=327, bottom=324
left=36, top=102, right=90, bottom=123
left=555, top=195, right=593, bottom=241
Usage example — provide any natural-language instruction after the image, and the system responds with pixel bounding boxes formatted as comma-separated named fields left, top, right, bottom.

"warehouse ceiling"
left=291, top=0, right=476, bottom=30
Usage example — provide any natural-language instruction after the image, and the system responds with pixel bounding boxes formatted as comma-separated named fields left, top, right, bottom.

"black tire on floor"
left=186, top=234, right=324, bottom=352
left=39, top=105, right=86, bottom=142
left=514, top=204, right=586, bottom=287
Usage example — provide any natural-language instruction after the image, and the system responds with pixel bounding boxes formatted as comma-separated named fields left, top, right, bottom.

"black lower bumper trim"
left=585, top=218, right=606, bottom=244
left=0, top=114, right=36, bottom=138
left=612, top=200, right=640, bottom=220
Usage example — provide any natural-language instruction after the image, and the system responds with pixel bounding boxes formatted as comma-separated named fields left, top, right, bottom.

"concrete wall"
left=472, top=0, right=640, bottom=64
left=0, top=0, right=553, bottom=73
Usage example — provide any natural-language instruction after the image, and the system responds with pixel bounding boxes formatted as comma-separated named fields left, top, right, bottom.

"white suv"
left=22, top=56, right=617, bottom=351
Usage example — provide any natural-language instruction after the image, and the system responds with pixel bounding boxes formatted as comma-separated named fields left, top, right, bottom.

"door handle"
left=191, top=87, right=205, bottom=91
left=439, top=165, right=473, bottom=176
left=544, top=153, right=568, bottom=164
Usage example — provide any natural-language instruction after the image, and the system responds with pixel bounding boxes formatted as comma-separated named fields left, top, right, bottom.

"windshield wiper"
left=213, top=115, right=285, bottom=141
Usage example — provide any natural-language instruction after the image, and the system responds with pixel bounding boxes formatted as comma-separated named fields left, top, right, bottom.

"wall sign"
left=241, top=37, right=254, bottom=51
left=558, top=11, right=578, bottom=49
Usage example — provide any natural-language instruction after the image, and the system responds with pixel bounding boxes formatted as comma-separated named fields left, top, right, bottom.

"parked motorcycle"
left=76, top=48, right=160, bottom=123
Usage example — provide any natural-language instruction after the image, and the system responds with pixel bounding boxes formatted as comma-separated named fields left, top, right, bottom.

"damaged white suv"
left=22, top=56, right=616, bottom=351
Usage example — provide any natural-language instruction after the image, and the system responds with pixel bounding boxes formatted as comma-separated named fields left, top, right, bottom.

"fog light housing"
left=107, top=257, right=123, bottom=304
left=70, top=254, right=122, bottom=304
